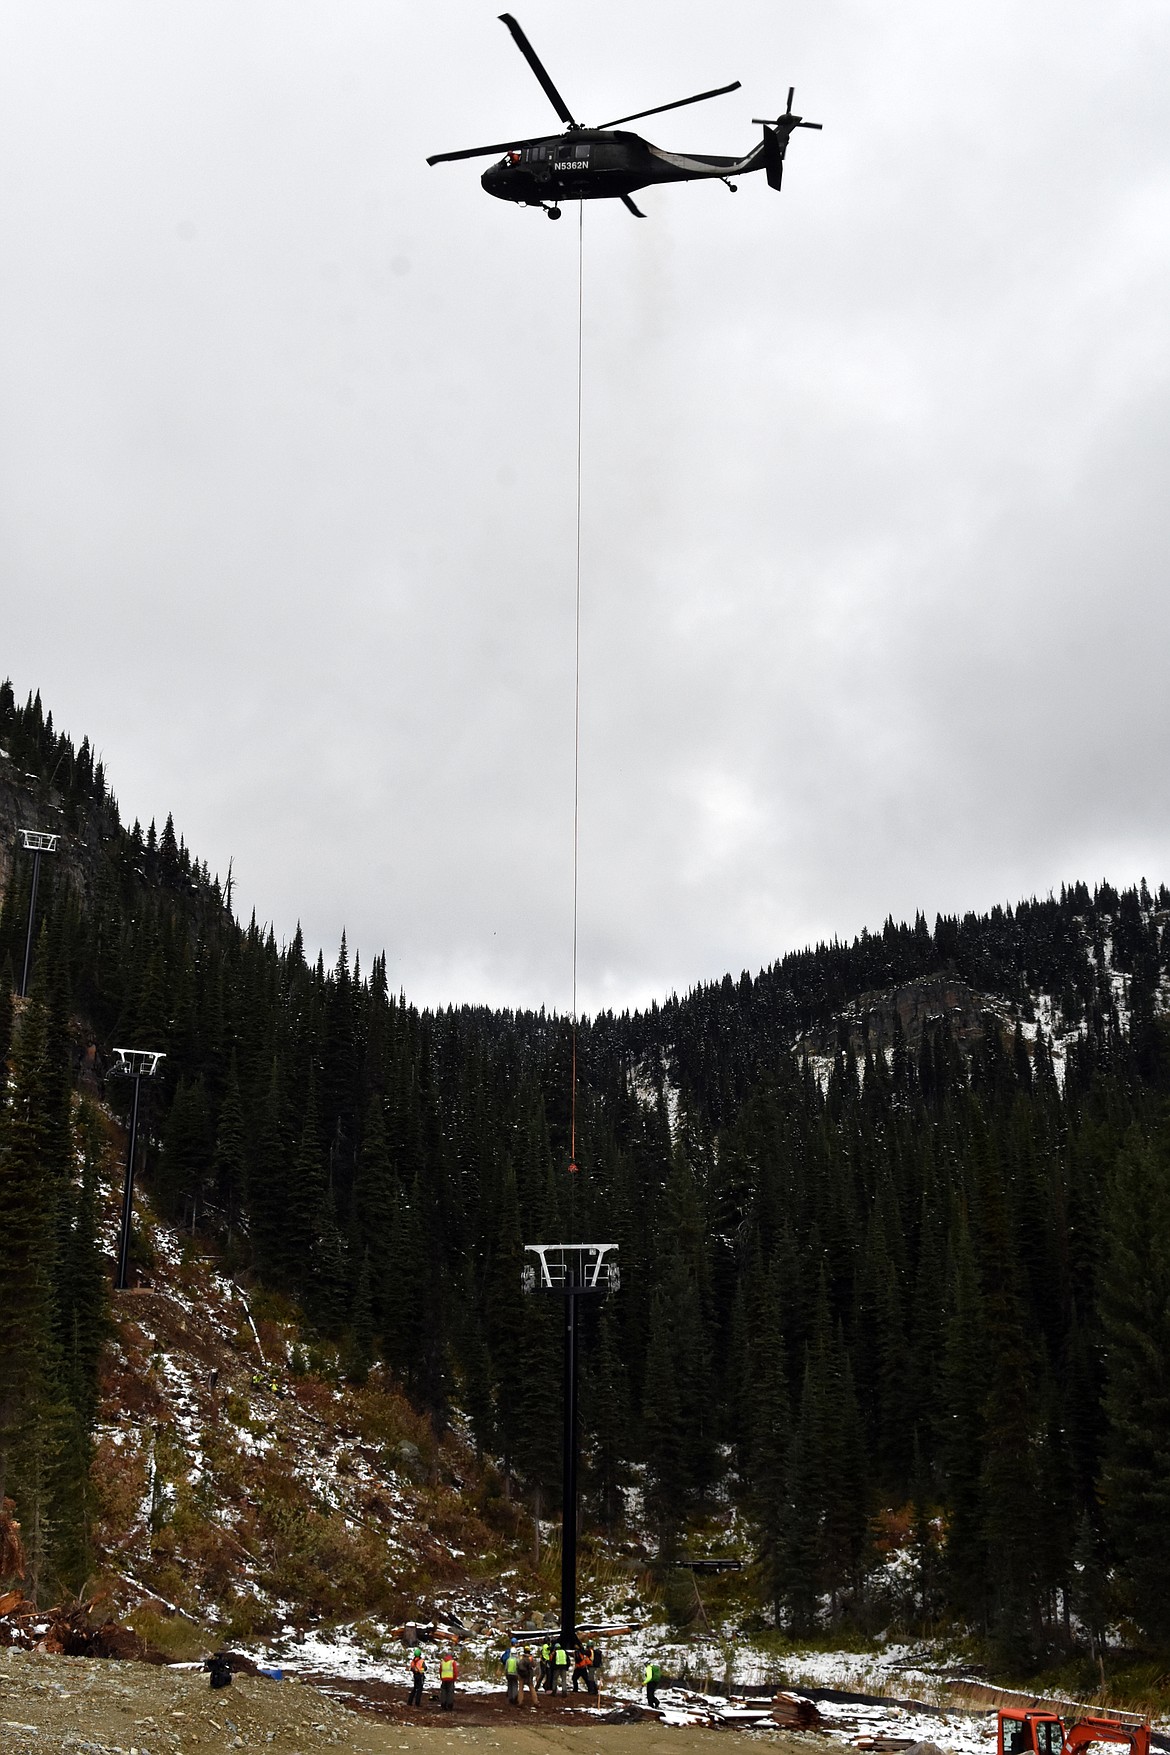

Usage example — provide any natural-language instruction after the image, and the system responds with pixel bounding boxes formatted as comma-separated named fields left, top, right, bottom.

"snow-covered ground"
left=243, top=1623, right=1003, bottom=1748
left=813, top=1695, right=995, bottom=1755
left=776, top=1643, right=960, bottom=1694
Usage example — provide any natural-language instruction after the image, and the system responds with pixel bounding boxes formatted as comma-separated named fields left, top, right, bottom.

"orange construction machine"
left=999, top=1708, right=1152, bottom=1755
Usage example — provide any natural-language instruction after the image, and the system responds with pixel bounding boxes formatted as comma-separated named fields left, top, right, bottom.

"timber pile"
left=773, top=1691, right=825, bottom=1729
left=646, top=1687, right=824, bottom=1730
left=854, top=1740, right=918, bottom=1752
left=0, top=1589, right=170, bottom=1662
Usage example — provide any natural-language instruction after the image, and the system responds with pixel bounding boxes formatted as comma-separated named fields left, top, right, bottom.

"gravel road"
left=0, top=1647, right=816, bottom=1755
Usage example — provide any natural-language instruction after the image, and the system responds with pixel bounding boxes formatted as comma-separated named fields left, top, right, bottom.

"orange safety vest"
left=440, top=1657, right=456, bottom=1681
left=410, top=1656, right=425, bottom=1673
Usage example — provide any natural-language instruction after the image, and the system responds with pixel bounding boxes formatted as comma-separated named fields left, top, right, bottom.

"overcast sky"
left=2, top=1, right=1168, bottom=1014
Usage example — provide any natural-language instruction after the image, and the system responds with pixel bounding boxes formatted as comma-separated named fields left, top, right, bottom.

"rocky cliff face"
left=799, top=974, right=1011, bottom=1059
left=0, top=750, right=99, bottom=906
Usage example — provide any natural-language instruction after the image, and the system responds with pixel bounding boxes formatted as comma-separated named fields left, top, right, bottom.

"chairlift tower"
left=522, top=1242, right=619, bottom=1651
left=109, top=1049, right=165, bottom=1290
left=17, top=830, right=59, bottom=997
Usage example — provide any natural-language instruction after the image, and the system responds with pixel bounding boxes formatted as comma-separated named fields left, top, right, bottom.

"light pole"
left=109, top=1048, right=165, bottom=1290
left=522, top=1242, right=619, bottom=1651
left=17, top=829, right=59, bottom=997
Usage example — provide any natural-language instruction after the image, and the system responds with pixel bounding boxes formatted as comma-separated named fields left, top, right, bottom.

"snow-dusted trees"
left=1100, top=1134, right=1170, bottom=1642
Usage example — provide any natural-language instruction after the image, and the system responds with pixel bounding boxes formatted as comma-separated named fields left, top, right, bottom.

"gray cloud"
left=2, top=0, right=1168, bottom=1011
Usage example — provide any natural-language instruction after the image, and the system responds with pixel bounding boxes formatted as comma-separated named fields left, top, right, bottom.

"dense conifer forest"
left=4, top=677, right=1170, bottom=1668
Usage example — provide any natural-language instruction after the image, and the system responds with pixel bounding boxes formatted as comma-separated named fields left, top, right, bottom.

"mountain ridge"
left=5, top=676, right=1170, bottom=1674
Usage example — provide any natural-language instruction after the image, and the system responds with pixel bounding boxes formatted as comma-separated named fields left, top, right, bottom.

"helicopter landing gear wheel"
left=720, top=177, right=738, bottom=193
left=547, top=204, right=562, bottom=220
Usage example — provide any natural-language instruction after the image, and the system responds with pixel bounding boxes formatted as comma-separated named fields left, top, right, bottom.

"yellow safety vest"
left=440, top=1657, right=455, bottom=1681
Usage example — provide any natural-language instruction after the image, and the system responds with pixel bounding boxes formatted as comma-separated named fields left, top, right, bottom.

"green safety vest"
left=554, top=1646, right=567, bottom=1666
left=646, top=1662, right=661, bottom=1682
left=440, top=1657, right=455, bottom=1681
left=541, top=1643, right=551, bottom=1660
left=506, top=1656, right=518, bottom=1675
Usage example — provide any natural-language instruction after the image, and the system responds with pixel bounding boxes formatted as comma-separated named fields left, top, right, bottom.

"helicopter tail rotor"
left=751, top=90, right=821, bottom=191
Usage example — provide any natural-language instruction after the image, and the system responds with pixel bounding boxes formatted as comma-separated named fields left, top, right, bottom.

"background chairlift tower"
left=18, top=829, right=59, bottom=996
left=109, top=1049, right=165, bottom=1290
left=522, top=1242, right=619, bottom=1652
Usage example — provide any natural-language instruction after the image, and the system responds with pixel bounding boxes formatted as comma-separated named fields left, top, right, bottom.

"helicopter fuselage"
left=481, top=128, right=746, bottom=208
left=428, top=14, right=819, bottom=217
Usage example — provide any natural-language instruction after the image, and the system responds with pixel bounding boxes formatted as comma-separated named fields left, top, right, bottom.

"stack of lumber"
left=773, top=1691, right=825, bottom=1729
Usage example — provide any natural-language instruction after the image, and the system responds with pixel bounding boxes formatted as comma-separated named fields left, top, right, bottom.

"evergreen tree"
left=308, top=1186, right=349, bottom=1336
left=160, top=1075, right=212, bottom=1223
left=211, top=1052, right=247, bottom=1232
left=352, top=1095, right=395, bottom=1272
left=586, top=1297, right=631, bottom=1526
left=938, top=1208, right=989, bottom=1623
left=1099, top=1133, right=1170, bottom=1642
left=641, top=1288, right=686, bottom=1545
left=247, top=1056, right=292, bottom=1283
left=747, top=1265, right=790, bottom=1623
left=348, top=1251, right=375, bottom=1384
left=287, top=1064, right=327, bottom=1296
left=0, top=956, right=14, bottom=1088
left=0, top=988, right=70, bottom=1598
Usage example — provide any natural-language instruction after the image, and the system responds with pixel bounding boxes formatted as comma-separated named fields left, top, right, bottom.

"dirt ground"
left=0, top=1648, right=817, bottom=1755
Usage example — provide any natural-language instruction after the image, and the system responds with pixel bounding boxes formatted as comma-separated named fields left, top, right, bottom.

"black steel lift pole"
left=560, top=1283, right=581, bottom=1650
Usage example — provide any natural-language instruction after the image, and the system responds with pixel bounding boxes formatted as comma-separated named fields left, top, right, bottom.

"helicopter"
left=427, top=14, right=821, bottom=219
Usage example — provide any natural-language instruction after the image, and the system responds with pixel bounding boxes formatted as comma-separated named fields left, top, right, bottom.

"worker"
left=552, top=1639, right=569, bottom=1694
left=408, top=1647, right=426, bottom=1708
left=645, top=1659, right=662, bottom=1708
left=540, top=1639, right=553, bottom=1691
left=439, top=1648, right=458, bottom=1711
left=573, top=1643, right=597, bottom=1694
left=517, top=1648, right=538, bottom=1713
left=504, top=1644, right=520, bottom=1706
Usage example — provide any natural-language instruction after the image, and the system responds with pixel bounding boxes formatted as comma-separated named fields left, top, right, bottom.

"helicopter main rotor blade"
left=426, top=134, right=554, bottom=165
left=498, top=13, right=578, bottom=127
left=597, top=79, right=741, bottom=131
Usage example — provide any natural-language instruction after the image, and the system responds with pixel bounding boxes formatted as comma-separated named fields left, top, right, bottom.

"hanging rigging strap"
left=570, top=200, right=584, bottom=1174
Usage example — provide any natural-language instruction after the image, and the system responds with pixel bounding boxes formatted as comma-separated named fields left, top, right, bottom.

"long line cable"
left=569, top=199, right=584, bottom=1175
